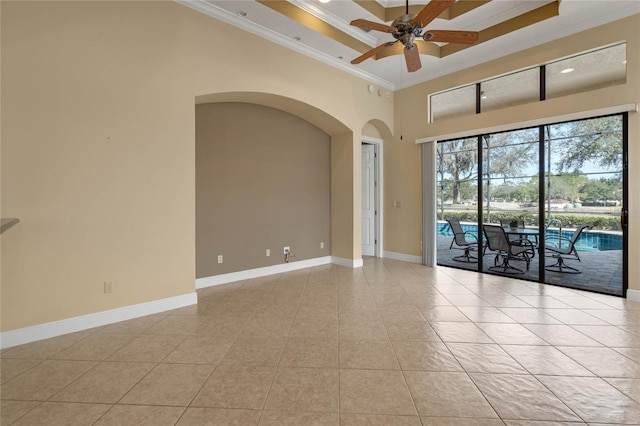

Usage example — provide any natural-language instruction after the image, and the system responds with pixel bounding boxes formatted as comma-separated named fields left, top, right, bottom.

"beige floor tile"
left=614, top=346, right=640, bottom=363
left=570, top=325, right=640, bottom=347
left=404, top=371, right=497, bottom=418
left=259, top=410, right=339, bottom=425
left=10, top=401, right=109, bottom=426
left=501, top=345, right=594, bottom=376
left=146, top=315, right=216, bottom=336
left=0, top=359, right=42, bottom=384
left=469, top=373, right=580, bottom=421
left=522, top=324, right=602, bottom=346
left=0, top=359, right=96, bottom=400
left=191, top=365, right=276, bottom=409
left=458, top=307, right=517, bottom=323
left=52, top=334, right=135, bottom=361
left=477, top=294, right=532, bottom=308
left=537, top=375, right=640, bottom=424
left=339, top=339, right=400, bottom=370
left=340, top=369, right=416, bottom=415
left=541, top=309, right=608, bottom=325
left=92, top=313, right=168, bottom=334
left=219, top=336, right=286, bottom=367
left=162, top=336, right=234, bottom=365
left=237, top=317, right=294, bottom=338
left=384, top=319, right=441, bottom=341
left=264, top=367, right=338, bottom=412
left=393, top=340, right=463, bottom=372
left=476, top=323, right=548, bottom=345
left=280, top=338, right=338, bottom=368
left=503, top=421, right=585, bottom=426
left=339, top=319, right=389, bottom=340
left=498, top=308, right=562, bottom=325
left=582, top=308, right=640, bottom=326
left=557, top=346, right=640, bottom=378
left=289, top=316, right=338, bottom=339
left=442, top=294, right=493, bottom=307
left=552, top=296, right=613, bottom=310
left=379, top=304, right=426, bottom=322
left=515, top=296, right=572, bottom=309
left=175, top=407, right=261, bottom=425
left=120, top=363, right=214, bottom=406
left=0, top=400, right=41, bottom=425
left=604, top=377, right=640, bottom=403
left=0, top=332, right=92, bottom=360
left=95, top=405, right=185, bottom=426
left=419, top=306, right=469, bottom=322
left=50, top=361, right=155, bottom=403
left=446, top=343, right=527, bottom=374
left=420, top=418, right=505, bottom=425
left=106, top=334, right=185, bottom=362
left=430, top=322, right=493, bottom=343
left=340, top=413, right=421, bottom=425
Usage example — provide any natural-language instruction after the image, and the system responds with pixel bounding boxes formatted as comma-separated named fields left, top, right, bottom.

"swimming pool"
left=437, top=222, right=622, bottom=252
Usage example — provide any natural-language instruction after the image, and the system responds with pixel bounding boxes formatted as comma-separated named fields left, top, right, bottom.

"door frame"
left=362, top=136, right=383, bottom=257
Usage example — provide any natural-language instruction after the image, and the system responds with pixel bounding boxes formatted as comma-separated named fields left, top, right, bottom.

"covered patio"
left=437, top=234, right=624, bottom=296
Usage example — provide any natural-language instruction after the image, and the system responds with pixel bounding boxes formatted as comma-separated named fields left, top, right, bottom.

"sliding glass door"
left=436, top=114, right=626, bottom=296
left=542, top=116, right=625, bottom=295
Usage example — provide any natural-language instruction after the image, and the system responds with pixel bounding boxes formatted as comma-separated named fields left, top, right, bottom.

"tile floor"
left=1, top=258, right=640, bottom=425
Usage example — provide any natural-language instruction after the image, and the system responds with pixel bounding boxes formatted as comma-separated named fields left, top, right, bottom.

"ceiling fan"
left=350, top=0, right=480, bottom=72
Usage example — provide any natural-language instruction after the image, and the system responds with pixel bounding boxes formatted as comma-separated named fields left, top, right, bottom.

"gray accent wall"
left=196, top=102, right=331, bottom=278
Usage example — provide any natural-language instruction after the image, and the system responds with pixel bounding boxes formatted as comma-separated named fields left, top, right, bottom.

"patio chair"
left=483, top=224, right=535, bottom=274
left=544, top=224, right=590, bottom=274
left=446, top=218, right=479, bottom=263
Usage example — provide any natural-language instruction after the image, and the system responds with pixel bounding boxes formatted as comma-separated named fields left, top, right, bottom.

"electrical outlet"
left=320, top=242, right=324, bottom=249
left=284, top=246, right=290, bottom=254
left=266, top=249, right=270, bottom=257
left=217, top=255, right=223, bottom=264
left=104, top=281, right=113, bottom=294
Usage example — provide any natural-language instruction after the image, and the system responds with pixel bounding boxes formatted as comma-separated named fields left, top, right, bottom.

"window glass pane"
left=480, top=68, right=539, bottom=112
left=543, top=116, right=623, bottom=295
left=546, top=43, right=626, bottom=99
left=436, top=137, right=479, bottom=272
left=430, top=85, right=476, bottom=122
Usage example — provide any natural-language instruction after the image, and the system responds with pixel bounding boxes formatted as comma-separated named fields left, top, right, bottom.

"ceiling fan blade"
left=351, top=41, right=398, bottom=64
left=404, top=44, right=422, bottom=72
left=423, top=30, right=480, bottom=44
left=350, top=19, right=396, bottom=33
left=411, top=0, right=455, bottom=28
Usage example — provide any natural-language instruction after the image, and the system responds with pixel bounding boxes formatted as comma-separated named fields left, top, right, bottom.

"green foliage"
left=442, top=211, right=621, bottom=231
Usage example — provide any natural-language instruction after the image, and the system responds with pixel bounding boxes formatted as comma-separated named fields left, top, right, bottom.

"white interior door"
left=362, top=144, right=376, bottom=256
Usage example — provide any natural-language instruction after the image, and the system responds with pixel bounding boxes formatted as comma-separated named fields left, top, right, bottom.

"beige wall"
left=389, top=14, right=640, bottom=293
left=0, top=1, right=393, bottom=332
left=196, top=102, right=331, bottom=277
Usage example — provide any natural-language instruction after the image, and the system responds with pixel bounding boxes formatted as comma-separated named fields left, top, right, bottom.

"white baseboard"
left=332, top=256, right=363, bottom=268
left=383, top=251, right=423, bottom=264
left=0, top=292, right=198, bottom=350
left=196, top=256, right=334, bottom=289
left=627, top=289, right=640, bottom=302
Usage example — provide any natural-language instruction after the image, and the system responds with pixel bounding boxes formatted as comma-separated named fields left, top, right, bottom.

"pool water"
left=437, top=222, right=622, bottom=252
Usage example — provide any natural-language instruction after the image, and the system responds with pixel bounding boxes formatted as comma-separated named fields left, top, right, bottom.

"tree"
left=549, top=116, right=623, bottom=172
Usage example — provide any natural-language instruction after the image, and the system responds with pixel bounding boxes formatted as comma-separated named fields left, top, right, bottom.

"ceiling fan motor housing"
left=391, top=14, right=422, bottom=47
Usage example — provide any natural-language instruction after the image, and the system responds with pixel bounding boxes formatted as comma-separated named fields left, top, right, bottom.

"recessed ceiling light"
left=560, top=68, right=574, bottom=74
left=319, top=0, right=331, bottom=3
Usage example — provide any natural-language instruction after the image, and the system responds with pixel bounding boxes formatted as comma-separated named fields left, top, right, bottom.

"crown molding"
left=177, top=0, right=395, bottom=90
